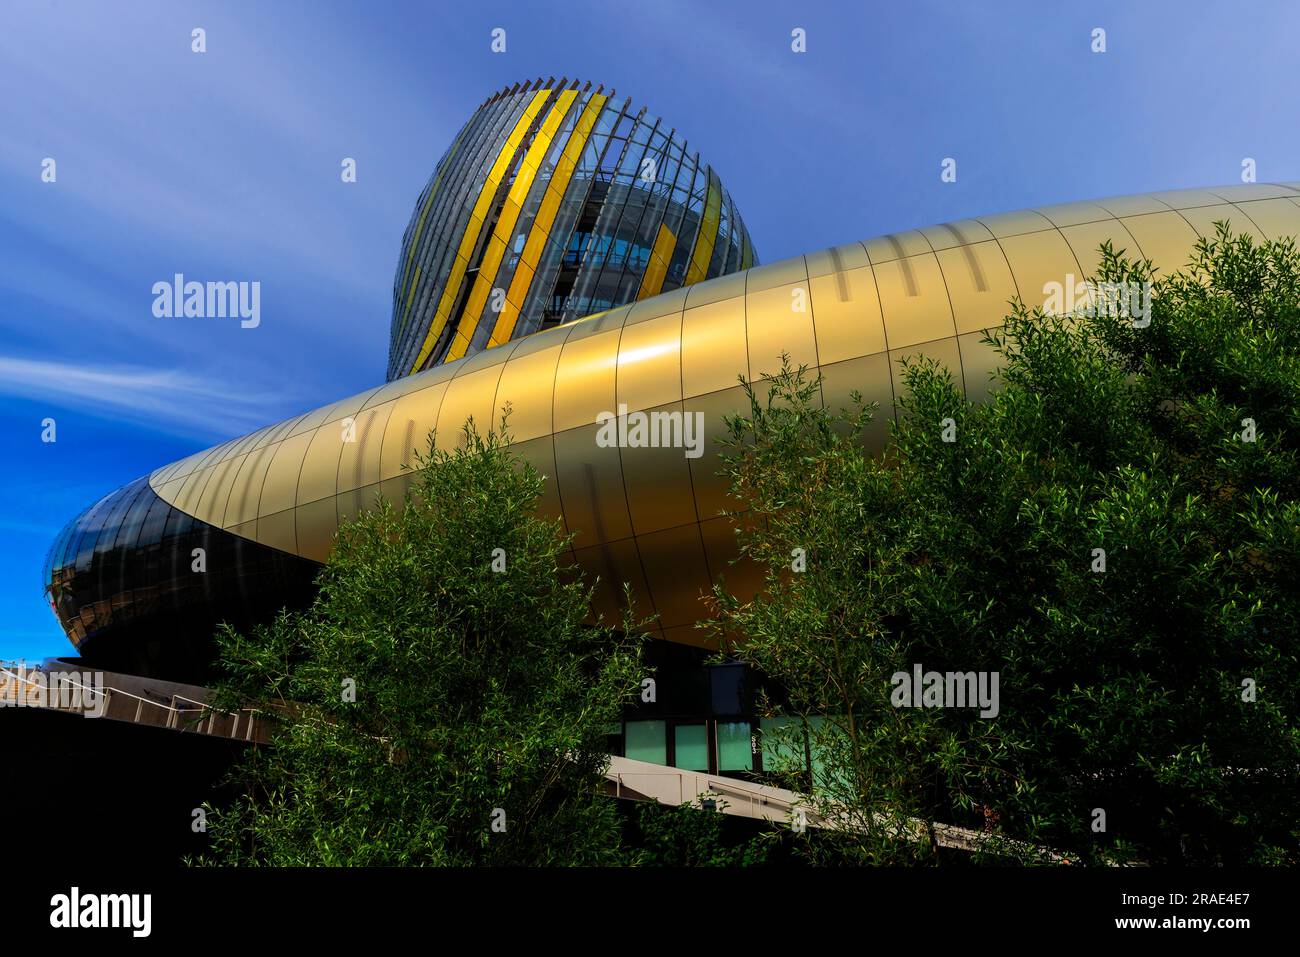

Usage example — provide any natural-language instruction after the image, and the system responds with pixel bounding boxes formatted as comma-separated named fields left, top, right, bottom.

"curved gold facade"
left=58, top=184, right=1300, bottom=656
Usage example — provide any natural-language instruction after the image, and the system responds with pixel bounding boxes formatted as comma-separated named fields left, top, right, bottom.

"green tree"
left=626, top=798, right=774, bottom=867
left=708, top=225, right=1300, bottom=865
left=196, top=418, right=644, bottom=866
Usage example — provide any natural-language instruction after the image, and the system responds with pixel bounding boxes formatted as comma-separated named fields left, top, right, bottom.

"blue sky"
left=2, top=0, right=1297, bottom=661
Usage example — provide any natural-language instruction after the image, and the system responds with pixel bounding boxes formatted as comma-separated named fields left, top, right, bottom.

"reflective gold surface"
left=149, top=184, right=1300, bottom=643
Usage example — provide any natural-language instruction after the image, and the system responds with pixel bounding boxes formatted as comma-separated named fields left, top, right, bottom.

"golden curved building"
left=45, top=182, right=1300, bottom=677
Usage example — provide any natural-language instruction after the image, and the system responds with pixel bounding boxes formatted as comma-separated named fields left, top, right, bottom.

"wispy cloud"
left=0, top=2, right=416, bottom=305
left=0, top=355, right=289, bottom=440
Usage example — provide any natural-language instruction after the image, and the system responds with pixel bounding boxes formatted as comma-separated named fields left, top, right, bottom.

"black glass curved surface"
left=43, top=476, right=322, bottom=683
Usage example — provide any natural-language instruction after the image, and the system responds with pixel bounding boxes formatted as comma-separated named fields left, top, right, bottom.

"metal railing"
left=0, top=663, right=267, bottom=742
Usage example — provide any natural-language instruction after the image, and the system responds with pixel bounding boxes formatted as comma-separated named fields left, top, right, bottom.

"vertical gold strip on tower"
left=684, top=172, right=722, bottom=285
left=394, top=118, right=474, bottom=342
left=444, top=89, right=581, bottom=363
left=488, top=92, right=610, bottom=348
left=409, top=88, right=553, bottom=373
left=636, top=223, right=678, bottom=299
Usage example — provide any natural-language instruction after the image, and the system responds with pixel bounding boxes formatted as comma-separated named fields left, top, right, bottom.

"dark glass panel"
left=43, top=478, right=322, bottom=682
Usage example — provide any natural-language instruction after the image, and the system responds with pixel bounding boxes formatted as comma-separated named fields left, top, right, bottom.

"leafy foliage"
left=625, top=798, right=774, bottom=867
left=196, top=418, right=644, bottom=866
left=708, top=225, right=1300, bottom=865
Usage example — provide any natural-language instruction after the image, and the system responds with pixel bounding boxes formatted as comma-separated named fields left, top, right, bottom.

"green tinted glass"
left=674, top=723, right=708, bottom=771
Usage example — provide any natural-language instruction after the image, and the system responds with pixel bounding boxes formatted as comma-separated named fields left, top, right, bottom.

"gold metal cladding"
left=150, top=185, right=1300, bottom=642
